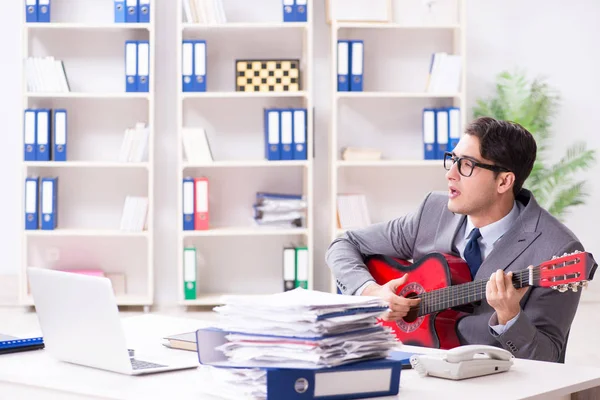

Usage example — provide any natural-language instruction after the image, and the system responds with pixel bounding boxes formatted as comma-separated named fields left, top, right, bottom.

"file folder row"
left=182, top=0, right=226, bottom=24
left=254, top=191, right=307, bottom=229
left=24, top=109, right=67, bottom=162
left=181, top=40, right=207, bottom=92
left=114, top=0, right=150, bottom=23
left=282, top=246, right=308, bottom=291
left=282, top=0, right=308, bottom=22
left=25, top=57, right=70, bottom=93
left=125, top=40, right=151, bottom=92
left=422, top=107, right=461, bottom=160
left=263, top=108, right=307, bottom=161
left=25, top=0, right=51, bottom=23
left=182, top=177, right=209, bottom=231
left=183, top=246, right=197, bottom=300
left=25, top=176, right=58, bottom=230
left=337, top=40, right=364, bottom=92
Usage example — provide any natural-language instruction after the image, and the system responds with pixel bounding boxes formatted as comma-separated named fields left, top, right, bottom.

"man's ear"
left=497, top=172, right=515, bottom=194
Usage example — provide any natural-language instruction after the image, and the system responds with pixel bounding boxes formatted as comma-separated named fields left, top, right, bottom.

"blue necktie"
left=464, top=228, right=482, bottom=278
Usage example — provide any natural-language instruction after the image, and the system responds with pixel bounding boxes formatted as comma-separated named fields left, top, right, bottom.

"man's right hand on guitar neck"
left=361, top=275, right=421, bottom=321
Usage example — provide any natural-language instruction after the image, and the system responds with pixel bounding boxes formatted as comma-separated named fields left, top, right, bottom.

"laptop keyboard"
left=130, top=358, right=168, bottom=370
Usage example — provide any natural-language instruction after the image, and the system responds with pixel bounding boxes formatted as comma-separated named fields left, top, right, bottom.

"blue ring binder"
left=0, top=336, right=45, bottom=354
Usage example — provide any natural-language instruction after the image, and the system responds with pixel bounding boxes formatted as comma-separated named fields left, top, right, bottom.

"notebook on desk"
left=0, top=334, right=44, bottom=355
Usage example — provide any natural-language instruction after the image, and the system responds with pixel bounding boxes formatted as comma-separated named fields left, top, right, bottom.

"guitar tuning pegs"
left=558, top=284, right=569, bottom=293
left=569, top=282, right=579, bottom=292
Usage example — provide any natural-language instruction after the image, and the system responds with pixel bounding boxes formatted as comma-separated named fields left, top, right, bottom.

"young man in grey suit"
left=326, top=116, right=596, bottom=363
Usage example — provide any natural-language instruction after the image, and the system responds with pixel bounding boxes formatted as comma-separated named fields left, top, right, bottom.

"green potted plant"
left=472, top=70, right=596, bottom=222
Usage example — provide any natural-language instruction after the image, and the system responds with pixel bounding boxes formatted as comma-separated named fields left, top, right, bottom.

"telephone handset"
left=410, top=345, right=514, bottom=380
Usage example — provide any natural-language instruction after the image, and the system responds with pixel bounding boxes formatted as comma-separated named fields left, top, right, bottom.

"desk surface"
left=1, top=313, right=600, bottom=400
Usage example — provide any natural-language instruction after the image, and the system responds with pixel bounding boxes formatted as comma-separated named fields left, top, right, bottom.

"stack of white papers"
left=212, top=288, right=398, bottom=369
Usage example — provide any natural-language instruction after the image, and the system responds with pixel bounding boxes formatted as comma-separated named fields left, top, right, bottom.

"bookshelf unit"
left=19, top=1, right=155, bottom=309
left=176, top=0, right=314, bottom=306
left=328, top=0, right=467, bottom=293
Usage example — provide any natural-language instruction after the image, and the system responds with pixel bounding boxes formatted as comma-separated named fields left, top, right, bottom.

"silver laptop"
left=27, top=267, right=199, bottom=375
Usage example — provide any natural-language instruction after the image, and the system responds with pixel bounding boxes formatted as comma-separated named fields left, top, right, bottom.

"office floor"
left=2, top=301, right=599, bottom=367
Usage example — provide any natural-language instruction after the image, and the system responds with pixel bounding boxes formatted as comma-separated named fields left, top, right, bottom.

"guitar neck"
left=417, top=267, right=538, bottom=317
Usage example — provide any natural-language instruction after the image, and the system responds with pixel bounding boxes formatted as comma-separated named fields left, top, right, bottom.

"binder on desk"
left=295, top=0, right=308, bottom=22
left=193, top=40, right=206, bottom=92
left=137, top=40, right=150, bottom=92
left=350, top=40, right=364, bottom=92
left=182, top=177, right=195, bottom=230
left=264, top=109, right=281, bottom=160
left=114, top=0, right=126, bottom=22
left=337, top=40, right=350, bottom=92
left=282, top=0, right=294, bottom=22
left=293, top=108, right=307, bottom=160
left=195, top=328, right=402, bottom=400
left=23, top=109, right=37, bottom=161
left=41, top=177, right=58, bottom=230
left=38, top=0, right=51, bottom=23
left=435, top=108, right=449, bottom=160
left=25, top=0, right=37, bottom=23
left=280, top=109, right=293, bottom=160
left=53, top=109, right=67, bottom=161
left=422, top=108, right=436, bottom=160
left=25, top=177, right=39, bottom=230
left=0, top=335, right=44, bottom=355
left=126, top=0, right=138, bottom=23
left=36, top=109, right=51, bottom=161
left=181, top=41, right=194, bottom=92
left=125, top=40, right=138, bottom=92
left=283, top=247, right=295, bottom=291
left=139, top=0, right=150, bottom=23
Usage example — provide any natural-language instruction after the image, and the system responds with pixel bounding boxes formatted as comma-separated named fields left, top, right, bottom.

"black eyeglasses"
left=443, top=152, right=511, bottom=177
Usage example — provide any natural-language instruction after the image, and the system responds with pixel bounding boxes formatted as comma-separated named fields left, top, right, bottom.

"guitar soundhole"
left=403, top=293, right=419, bottom=323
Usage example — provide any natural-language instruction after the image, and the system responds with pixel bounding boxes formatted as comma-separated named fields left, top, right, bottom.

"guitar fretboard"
left=417, top=267, right=537, bottom=317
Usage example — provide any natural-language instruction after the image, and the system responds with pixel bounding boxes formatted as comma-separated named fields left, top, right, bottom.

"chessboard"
left=235, top=59, right=300, bottom=92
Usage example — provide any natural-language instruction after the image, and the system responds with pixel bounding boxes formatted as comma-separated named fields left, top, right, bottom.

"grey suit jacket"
left=325, top=189, right=595, bottom=362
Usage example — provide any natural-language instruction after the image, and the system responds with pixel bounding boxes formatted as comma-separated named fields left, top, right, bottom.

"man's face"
left=445, top=134, right=500, bottom=217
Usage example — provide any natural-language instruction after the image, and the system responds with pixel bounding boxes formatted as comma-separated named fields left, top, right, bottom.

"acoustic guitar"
left=365, top=251, right=597, bottom=349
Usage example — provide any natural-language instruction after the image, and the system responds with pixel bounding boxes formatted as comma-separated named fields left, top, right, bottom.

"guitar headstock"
left=538, top=251, right=597, bottom=293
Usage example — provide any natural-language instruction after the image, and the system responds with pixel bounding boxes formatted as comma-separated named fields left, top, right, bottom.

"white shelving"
left=19, top=2, right=155, bottom=308
left=176, top=0, right=314, bottom=306
left=328, top=1, right=467, bottom=293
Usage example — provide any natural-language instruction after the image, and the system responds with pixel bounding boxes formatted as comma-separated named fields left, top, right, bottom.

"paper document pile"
left=212, top=287, right=398, bottom=369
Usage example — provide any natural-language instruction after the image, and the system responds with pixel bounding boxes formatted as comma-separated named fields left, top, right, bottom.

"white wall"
left=1, top=0, right=598, bottom=304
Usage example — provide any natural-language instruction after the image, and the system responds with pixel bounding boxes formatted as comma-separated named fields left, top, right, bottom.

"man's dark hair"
left=465, top=116, right=537, bottom=196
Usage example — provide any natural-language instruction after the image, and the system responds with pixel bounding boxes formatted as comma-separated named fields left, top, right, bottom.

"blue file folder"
left=38, top=0, right=51, bottom=23
left=23, top=109, right=37, bottom=161
left=138, top=0, right=150, bottom=22
left=182, top=177, right=195, bottom=231
left=350, top=40, right=364, bottom=91
left=448, top=106, right=461, bottom=151
left=137, top=40, right=150, bottom=92
left=337, top=40, right=350, bottom=92
left=125, top=40, right=138, bottom=92
left=435, top=108, right=449, bottom=159
left=280, top=109, right=293, bottom=160
left=181, top=41, right=194, bottom=92
left=36, top=109, right=51, bottom=161
left=292, top=108, right=307, bottom=160
left=294, top=0, right=308, bottom=22
left=193, top=40, right=206, bottom=92
left=24, top=177, right=39, bottom=230
left=195, top=327, right=403, bottom=399
left=53, top=109, right=67, bottom=161
left=41, top=177, right=58, bottom=230
left=0, top=335, right=44, bottom=355
left=282, top=0, right=294, bottom=22
left=126, top=0, right=138, bottom=23
left=114, top=0, right=126, bottom=22
left=25, top=0, right=38, bottom=22
left=264, top=109, right=281, bottom=161
left=422, top=108, right=436, bottom=160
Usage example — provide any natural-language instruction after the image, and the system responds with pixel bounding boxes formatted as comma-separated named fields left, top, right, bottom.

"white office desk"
left=1, top=314, right=599, bottom=400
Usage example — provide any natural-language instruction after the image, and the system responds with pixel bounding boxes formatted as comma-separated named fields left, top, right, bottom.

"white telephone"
left=410, top=345, right=514, bottom=380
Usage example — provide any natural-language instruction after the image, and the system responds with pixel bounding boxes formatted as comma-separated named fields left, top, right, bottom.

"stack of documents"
left=212, top=287, right=398, bottom=369
left=253, top=192, right=306, bottom=228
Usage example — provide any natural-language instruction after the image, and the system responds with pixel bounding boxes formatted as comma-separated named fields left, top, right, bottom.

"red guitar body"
left=366, top=253, right=473, bottom=350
